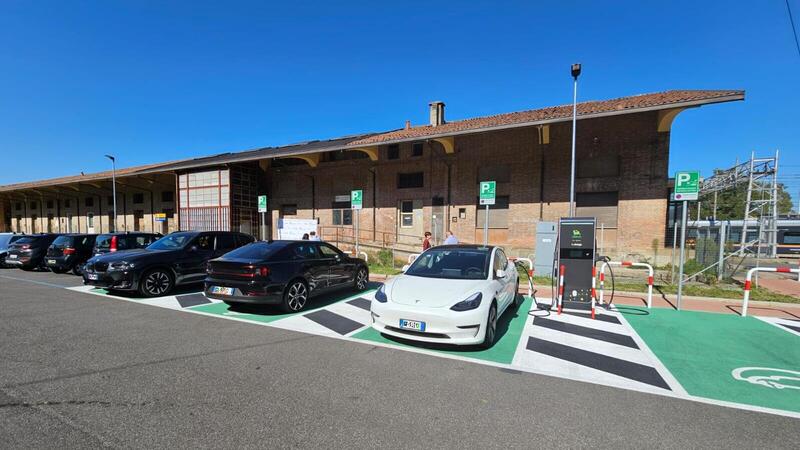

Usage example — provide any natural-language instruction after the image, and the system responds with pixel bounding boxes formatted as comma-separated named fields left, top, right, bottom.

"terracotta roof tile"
left=347, top=90, right=744, bottom=146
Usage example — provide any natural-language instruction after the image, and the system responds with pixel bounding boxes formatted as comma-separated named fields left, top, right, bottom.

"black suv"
left=83, top=231, right=255, bottom=297
left=6, top=234, right=60, bottom=271
left=45, top=234, right=98, bottom=275
left=0, top=233, right=25, bottom=268
left=92, top=232, right=162, bottom=256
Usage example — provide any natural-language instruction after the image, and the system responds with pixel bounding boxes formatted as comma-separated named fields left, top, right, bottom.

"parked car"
left=370, top=245, right=520, bottom=349
left=45, top=234, right=98, bottom=275
left=5, top=234, right=61, bottom=271
left=82, top=231, right=255, bottom=297
left=92, top=232, right=162, bottom=256
left=0, top=233, right=25, bottom=268
left=204, top=240, right=369, bottom=312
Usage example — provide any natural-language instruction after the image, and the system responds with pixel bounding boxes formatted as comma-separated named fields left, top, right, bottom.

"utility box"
left=534, top=222, right=557, bottom=277
left=558, top=217, right=596, bottom=310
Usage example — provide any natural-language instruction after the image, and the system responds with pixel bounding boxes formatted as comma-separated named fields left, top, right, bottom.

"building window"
left=30, top=202, right=37, bottom=210
left=46, top=200, right=54, bottom=209
left=15, top=202, right=21, bottom=211
left=87, top=213, right=94, bottom=228
left=577, top=154, right=620, bottom=178
left=478, top=165, right=512, bottom=183
left=387, top=144, right=400, bottom=160
left=85, top=197, right=94, bottom=207
left=161, top=191, right=174, bottom=202
left=332, top=200, right=352, bottom=226
left=476, top=195, right=510, bottom=229
left=400, top=201, right=414, bottom=228
left=280, top=204, right=298, bottom=217
left=576, top=191, right=619, bottom=227
left=107, top=196, right=114, bottom=206
left=398, top=172, right=424, bottom=189
left=133, top=193, right=144, bottom=204
left=64, top=199, right=71, bottom=208
left=411, top=142, right=424, bottom=157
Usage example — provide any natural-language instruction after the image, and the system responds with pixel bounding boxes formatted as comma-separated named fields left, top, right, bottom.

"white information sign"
left=278, top=218, right=319, bottom=240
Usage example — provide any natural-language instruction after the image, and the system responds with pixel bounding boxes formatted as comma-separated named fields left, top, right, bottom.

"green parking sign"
left=257, top=195, right=268, bottom=213
left=351, top=190, right=363, bottom=210
left=674, top=171, right=699, bottom=201
left=479, top=181, right=496, bottom=205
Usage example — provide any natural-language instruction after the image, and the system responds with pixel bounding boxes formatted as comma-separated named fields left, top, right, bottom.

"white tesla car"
left=370, top=245, right=520, bottom=348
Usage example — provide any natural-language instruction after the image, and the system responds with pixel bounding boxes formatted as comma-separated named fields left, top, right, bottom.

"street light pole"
left=105, top=155, right=117, bottom=232
left=569, top=63, right=581, bottom=217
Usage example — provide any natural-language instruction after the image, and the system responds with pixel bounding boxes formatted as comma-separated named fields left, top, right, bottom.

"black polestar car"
left=82, top=231, right=255, bottom=297
left=204, top=240, right=369, bottom=312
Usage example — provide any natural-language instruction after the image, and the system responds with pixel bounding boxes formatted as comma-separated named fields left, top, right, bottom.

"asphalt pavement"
left=0, top=269, right=798, bottom=448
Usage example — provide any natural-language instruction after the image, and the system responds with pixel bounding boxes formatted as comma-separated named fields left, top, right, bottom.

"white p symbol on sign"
left=677, top=173, right=691, bottom=185
left=481, top=184, right=490, bottom=193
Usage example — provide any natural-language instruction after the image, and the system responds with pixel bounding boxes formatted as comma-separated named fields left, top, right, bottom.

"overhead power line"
left=788, top=0, right=800, bottom=57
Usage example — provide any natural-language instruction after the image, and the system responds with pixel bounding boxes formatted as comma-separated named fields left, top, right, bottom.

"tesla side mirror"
left=402, top=264, right=410, bottom=273
left=495, top=269, right=505, bottom=279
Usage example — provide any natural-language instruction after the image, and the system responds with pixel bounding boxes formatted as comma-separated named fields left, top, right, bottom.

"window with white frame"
left=400, top=200, right=414, bottom=228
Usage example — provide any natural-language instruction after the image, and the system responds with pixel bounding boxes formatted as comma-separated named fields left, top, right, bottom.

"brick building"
left=0, top=89, right=744, bottom=258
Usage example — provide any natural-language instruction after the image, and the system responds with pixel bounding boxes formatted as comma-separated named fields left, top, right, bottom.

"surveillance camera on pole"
left=569, top=63, right=581, bottom=217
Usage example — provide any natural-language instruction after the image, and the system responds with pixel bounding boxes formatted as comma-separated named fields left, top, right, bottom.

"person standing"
left=301, top=233, right=309, bottom=240
left=444, top=230, right=458, bottom=245
left=422, top=231, right=432, bottom=251
left=309, top=231, right=320, bottom=241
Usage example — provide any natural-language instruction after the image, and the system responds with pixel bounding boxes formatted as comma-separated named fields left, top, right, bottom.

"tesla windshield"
left=405, top=248, right=491, bottom=280
left=146, top=233, right=195, bottom=250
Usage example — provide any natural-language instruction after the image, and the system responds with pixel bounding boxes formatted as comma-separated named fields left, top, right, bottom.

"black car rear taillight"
left=110, top=236, right=118, bottom=252
left=256, top=266, right=269, bottom=277
left=63, top=247, right=76, bottom=255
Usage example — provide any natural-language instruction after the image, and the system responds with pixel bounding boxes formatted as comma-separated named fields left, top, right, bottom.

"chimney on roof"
left=429, top=101, right=445, bottom=126
left=405, top=120, right=411, bottom=130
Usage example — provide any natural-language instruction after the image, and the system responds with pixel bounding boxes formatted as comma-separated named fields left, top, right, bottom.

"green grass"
left=367, top=263, right=403, bottom=276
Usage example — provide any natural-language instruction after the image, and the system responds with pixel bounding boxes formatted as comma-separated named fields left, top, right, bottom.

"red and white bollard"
left=558, top=264, right=565, bottom=314
left=591, top=266, right=597, bottom=319
left=742, top=266, right=800, bottom=317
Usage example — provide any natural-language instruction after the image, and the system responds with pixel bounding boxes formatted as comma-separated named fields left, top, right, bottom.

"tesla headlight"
left=450, top=292, right=482, bottom=311
left=109, top=261, right=135, bottom=271
left=375, top=284, right=388, bottom=303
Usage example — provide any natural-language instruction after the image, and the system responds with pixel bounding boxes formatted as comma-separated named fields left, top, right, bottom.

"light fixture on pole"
left=105, top=154, right=117, bottom=232
left=569, top=63, right=581, bottom=217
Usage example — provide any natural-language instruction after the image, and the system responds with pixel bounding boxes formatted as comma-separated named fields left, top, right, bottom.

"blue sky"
left=1, top=1, right=798, bottom=203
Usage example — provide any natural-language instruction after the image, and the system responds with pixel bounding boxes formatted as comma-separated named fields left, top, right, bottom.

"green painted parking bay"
left=190, top=288, right=377, bottom=324
left=352, top=296, right=533, bottom=365
left=624, top=308, right=800, bottom=413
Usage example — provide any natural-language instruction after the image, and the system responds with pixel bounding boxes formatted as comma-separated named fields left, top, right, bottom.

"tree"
left=692, top=182, right=793, bottom=220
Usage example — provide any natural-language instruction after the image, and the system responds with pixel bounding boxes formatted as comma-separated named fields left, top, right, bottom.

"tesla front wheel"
left=282, top=280, right=309, bottom=312
left=479, top=304, right=497, bottom=350
left=353, top=267, right=368, bottom=291
left=139, top=269, right=174, bottom=298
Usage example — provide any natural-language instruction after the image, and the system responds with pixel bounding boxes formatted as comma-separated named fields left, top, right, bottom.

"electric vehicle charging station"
left=556, top=217, right=597, bottom=311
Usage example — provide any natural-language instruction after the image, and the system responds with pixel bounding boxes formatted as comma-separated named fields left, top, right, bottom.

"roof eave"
left=346, top=92, right=745, bottom=147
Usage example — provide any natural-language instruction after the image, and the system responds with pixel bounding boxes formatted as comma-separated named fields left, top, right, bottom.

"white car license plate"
left=9, top=254, right=17, bottom=259
left=47, top=259, right=56, bottom=265
left=399, top=319, right=426, bottom=332
left=211, top=286, right=234, bottom=296
left=87, top=273, right=99, bottom=281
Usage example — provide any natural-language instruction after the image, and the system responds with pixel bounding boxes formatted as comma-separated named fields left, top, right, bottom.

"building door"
left=31, top=215, right=38, bottom=233
left=66, top=215, right=73, bottom=233
left=431, top=197, right=445, bottom=245
left=47, top=214, right=54, bottom=233
left=134, top=210, right=144, bottom=231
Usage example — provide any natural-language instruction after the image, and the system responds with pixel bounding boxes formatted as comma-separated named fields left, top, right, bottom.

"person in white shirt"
left=443, top=230, right=458, bottom=245
left=309, top=231, right=321, bottom=241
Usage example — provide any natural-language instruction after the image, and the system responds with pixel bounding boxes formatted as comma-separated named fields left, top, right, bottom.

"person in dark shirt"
left=422, top=231, right=432, bottom=251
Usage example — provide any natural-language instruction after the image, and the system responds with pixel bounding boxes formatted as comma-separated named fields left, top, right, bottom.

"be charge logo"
left=732, top=367, right=800, bottom=390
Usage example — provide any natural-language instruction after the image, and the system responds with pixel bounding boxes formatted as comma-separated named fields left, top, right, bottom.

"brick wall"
left=268, top=110, right=670, bottom=257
